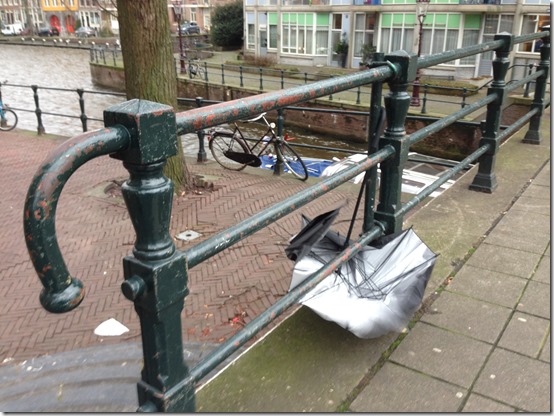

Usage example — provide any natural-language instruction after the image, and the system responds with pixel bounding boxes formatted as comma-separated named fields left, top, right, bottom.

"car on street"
left=179, top=21, right=200, bottom=35
left=37, top=26, right=60, bottom=36
left=75, top=26, right=96, bottom=38
left=1, top=23, right=24, bottom=36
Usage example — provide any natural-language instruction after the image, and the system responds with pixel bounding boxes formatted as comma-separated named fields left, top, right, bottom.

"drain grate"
left=176, top=230, right=202, bottom=242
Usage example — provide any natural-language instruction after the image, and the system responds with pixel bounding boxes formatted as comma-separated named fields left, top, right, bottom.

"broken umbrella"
left=287, top=213, right=437, bottom=339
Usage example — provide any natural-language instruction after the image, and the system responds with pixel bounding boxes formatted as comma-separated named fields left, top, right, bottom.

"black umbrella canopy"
left=285, top=205, right=344, bottom=262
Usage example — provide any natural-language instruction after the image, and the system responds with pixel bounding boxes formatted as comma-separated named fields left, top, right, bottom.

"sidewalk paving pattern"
left=0, top=100, right=550, bottom=410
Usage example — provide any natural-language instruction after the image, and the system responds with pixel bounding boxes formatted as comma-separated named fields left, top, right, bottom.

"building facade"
left=0, top=0, right=43, bottom=31
left=243, top=0, right=550, bottom=79
left=41, top=0, right=78, bottom=35
left=1, top=0, right=232, bottom=36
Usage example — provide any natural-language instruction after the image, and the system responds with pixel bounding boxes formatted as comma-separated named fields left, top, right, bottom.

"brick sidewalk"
left=0, top=129, right=365, bottom=364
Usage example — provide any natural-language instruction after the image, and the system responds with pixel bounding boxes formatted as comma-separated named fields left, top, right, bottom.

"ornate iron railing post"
left=195, top=97, right=208, bottom=162
left=274, top=108, right=285, bottom=176
left=421, top=84, right=428, bottom=114
left=469, top=33, right=514, bottom=193
left=31, top=85, right=45, bottom=135
left=523, top=63, right=534, bottom=98
left=77, top=89, right=88, bottom=132
left=203, top=61, right=209, bottom=83
left=523, top=28, right=550, bottom=144
left=363, top=52, right=386, bottom=233
left=104, top=99, right=195, bottom=412
left=374, top=51, right=416, bottom=234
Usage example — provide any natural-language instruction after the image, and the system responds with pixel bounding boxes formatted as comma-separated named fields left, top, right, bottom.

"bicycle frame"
left=0, top=99, right=6, bottom=121
left=217, top=114, right=281, bottom=157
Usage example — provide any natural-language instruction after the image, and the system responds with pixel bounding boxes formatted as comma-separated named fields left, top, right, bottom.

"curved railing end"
left=40, top=277, right=85, bottom=313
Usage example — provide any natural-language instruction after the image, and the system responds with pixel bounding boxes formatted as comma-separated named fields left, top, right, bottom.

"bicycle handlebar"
left=241, top=112, right=267, bottom=123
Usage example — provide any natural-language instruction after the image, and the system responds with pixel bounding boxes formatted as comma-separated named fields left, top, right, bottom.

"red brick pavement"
left=1, top=130, right=367, bottom=363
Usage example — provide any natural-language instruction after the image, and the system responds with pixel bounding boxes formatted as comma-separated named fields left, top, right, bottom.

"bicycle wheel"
left=0, top=109, right=18, bottom=131
left=276, top=141, right=308, bottom=181
left=209, top=133, right=249, bottom=171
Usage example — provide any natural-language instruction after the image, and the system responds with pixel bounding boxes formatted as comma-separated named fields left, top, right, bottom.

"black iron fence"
left=23, top=29, right=550, bottom=412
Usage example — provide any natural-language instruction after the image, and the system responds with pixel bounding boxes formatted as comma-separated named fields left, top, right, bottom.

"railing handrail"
left=22, top=29, right=550, bottom=412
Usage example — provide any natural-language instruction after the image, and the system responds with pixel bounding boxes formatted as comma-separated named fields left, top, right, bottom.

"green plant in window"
left=360, top=43, right=376, bottom=65
left=334, top=38, right=349, bottom=54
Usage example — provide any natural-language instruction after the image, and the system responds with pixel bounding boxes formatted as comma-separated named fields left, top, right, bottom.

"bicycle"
left=188, top=59, right=206, bottom=80
left=0, top=81, right=18, bottom=131
left=207, top=112, right=309, bottom=181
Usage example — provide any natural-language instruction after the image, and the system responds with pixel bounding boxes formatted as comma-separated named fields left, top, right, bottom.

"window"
left=420, top=14, right=461, bottom=58
left=481, top=14, right=514, bottom=61
left=460, top=14, right=480, bottom=64
left=380, top=13, right=414, bottom=54
left=282, top=12, right=322, bottom=55
left=248, top=23, right=256, bottom=49
left=353, top=13, right=376, bottom=58
left=268, top=12, right=278, bottom=49
left=190, top=8, right=197, bottom=23
left=381, top=12, right=481, bottom=66
left=246, top=13, right=255, bottom=50
left=332, top=14, right=342, bottom=30
left=519, top=14, right=550, bottom=52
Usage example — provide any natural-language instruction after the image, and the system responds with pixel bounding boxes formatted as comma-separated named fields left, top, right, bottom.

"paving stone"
left=389, top=323, right=492, bottom=388
left=539, top=333, right=550, bottom=363
left=466, top=243, right=542, bottom=279
left=350, top=362, right=466, bottom=413
left=484, top=210, right=550, bottom=254
left=529, top=165, right=550, bottom=188
left=447, top=264, right=527, bottom=308
left=473, top=348, right=550, bottom=412
left=498, top=312, right=550, bottom=358
left=422, top=291, right=512, bottom=343
left=516, top=280, right=550, bottom=319
left=520, top=181, right=550, bottom=199
left=461, top=392, right=516, bottom=412
left=532, top=255, right=550, bottom=284
left=510, top=194, right=551, bottom=216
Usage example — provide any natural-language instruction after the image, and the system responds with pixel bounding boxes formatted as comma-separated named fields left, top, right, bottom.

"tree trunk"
left=116, top=0, right=190, bottom=191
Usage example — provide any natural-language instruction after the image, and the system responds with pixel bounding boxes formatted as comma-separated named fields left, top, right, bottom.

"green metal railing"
left=23, top=29, right=550, bottom=412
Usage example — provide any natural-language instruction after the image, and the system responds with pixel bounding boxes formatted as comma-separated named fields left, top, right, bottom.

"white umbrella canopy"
left=289, top=220, right=437, bottom=339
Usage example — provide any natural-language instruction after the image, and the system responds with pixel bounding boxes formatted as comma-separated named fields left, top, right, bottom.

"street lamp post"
left=410, top=0, right=430, bottom=107
left=173, top=0, right=186, bottom=74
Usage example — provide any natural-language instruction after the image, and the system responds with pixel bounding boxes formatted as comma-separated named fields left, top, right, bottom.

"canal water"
left=0, top=43, right=367, bottom=159
left=0, top=44, right=124, bottom=135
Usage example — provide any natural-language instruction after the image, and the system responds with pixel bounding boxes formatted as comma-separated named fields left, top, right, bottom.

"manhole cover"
left=176, top=230, right=202, bottom=241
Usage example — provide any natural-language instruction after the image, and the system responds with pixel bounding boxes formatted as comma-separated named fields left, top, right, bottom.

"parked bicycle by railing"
left=207, top=112, right=309, bottom=181
left=0, top=81, right=18, bottom=131
left=188, top=59, right=206, bottom=80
